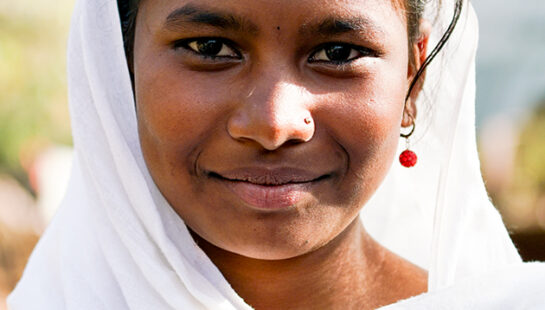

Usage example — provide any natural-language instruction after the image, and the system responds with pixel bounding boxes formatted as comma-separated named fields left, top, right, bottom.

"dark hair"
left=117, top=0, right=463, bottom=98
left=118, top=0, right=138, bottom=68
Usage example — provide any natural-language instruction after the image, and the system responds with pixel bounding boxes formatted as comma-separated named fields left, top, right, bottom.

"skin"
left=134, top=0, right=429, bottom=308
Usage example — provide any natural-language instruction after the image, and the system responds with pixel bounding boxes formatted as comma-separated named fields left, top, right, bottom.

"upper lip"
left=210, top=167, right=327, bottom=186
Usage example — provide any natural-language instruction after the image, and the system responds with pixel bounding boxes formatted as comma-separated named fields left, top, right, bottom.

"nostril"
left=227, top=114, right=315, bottom=151
left=284, top=138, right=309, bottom=147
left=226, top=83, right=316, bottom=150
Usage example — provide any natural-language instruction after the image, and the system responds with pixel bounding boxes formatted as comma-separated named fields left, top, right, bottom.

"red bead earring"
left=399, top=120, right=417, bottom=168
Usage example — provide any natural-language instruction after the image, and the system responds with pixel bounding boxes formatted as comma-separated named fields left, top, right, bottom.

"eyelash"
left=173, top=37, right=242, bottom=60
left=173, top=37, right=374, bottom=65
left=308, top=43, right=375, bottom=65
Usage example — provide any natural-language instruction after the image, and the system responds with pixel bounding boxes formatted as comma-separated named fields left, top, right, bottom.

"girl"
left=9, top=0, right=544, bottom=308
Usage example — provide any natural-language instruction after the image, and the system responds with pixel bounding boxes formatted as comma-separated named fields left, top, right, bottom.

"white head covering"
left=8, top=0, right=533, bottom=309
left=361, top=0, right=522, bottom=290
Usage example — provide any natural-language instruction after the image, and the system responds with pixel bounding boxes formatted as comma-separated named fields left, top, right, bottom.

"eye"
left=309, top=43, right=372, bottom=64
left=175, top=38, right=241, bottom=59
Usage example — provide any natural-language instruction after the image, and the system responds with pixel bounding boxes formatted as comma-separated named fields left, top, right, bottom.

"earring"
left=399, top=120, right=417, bottom=168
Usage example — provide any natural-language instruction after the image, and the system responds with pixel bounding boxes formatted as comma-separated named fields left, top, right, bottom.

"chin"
left=228, top=235, right=322, bottom=261
left=190, top=206, right=353, bottom=261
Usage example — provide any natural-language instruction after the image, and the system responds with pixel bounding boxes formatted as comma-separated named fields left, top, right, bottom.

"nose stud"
left=304, top=117, right=312, bottom=125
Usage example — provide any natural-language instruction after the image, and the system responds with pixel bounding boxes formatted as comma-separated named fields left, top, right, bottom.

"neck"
left=192, top=219, right=401, bottom=309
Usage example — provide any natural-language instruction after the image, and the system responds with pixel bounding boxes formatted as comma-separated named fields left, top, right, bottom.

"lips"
left=216, top=167, right=323, bottom=185
left=208, top=167, right=328, bottom=210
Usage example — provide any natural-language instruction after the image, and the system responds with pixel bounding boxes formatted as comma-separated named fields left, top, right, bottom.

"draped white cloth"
left=361, top=0, right=523, bottom=289
left=382, top=262, right=545, bottom=309
left=8, top=0, right=544, bottom=309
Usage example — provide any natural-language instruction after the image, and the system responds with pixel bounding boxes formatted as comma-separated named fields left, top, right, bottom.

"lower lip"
left=223, top=180, right=313, bottom=210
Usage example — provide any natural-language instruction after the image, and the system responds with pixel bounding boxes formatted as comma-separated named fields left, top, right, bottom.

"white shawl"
left=9, top=0, right=543, bottom=309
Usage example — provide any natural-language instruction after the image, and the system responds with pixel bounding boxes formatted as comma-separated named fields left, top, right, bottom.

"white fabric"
left=8, top=0, right=541, bottom=309
left=382, top=262, right=545, bottom=309
left=361, top=0, right=522, bottom=290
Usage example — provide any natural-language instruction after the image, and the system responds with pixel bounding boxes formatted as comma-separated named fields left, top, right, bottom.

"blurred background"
left=474, top=0, right=545, bottom=262
left=0, top=0, right=544, bottom=307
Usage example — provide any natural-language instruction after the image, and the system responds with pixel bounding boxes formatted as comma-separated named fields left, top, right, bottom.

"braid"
left=405, top=0, right=464, bottom=102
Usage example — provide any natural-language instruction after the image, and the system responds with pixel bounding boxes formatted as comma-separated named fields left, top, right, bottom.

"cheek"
left=135, top=57, right=238, bottom=171
left=318, top=66, right=407, bottom=201
left=329, top=75, right=405, bottom=146
left=137, top=66, right=216, bottom=144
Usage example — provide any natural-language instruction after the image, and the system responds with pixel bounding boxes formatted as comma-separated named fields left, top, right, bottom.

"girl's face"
left=134, top=0, right=414, bottom=259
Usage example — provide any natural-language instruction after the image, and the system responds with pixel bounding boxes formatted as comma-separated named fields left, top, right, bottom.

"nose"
left=227, top=80, right=315, bottom=151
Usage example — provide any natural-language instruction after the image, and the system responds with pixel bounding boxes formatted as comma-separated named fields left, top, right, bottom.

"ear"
left=403, top=20, right=431, bottom=127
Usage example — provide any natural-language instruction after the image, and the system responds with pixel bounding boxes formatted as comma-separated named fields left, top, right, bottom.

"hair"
left=117, top=0, right=464, bottom=99
left=118, top=0, right=138, bottom=68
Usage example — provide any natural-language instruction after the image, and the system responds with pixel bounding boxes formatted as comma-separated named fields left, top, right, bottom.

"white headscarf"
left=361, top=0, right=522, bottom=289
left=9, top=0, right=540, bottom=309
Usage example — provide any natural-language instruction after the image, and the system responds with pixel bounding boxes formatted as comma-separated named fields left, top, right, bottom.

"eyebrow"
left=164, top=4, right=259, bottom=35
left=300, top=17, right=385, bottom=38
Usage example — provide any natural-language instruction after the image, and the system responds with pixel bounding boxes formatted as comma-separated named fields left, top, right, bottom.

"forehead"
left=138, top=0, right=407, bottom=35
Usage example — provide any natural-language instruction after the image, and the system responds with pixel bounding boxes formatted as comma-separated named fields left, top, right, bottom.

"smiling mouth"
left=208, top=171, right=328, bottom=186
left=206, top=168, right=330, bottom=210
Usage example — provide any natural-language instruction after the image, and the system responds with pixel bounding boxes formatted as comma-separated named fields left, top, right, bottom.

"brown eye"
left=309, top=43, right=371, bottom=64
left=184, top=38, right=240, bottom=58
left=324, top=45, right=352, bottom=61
